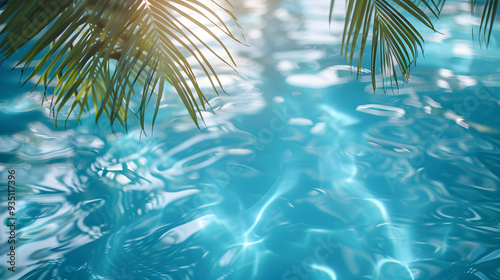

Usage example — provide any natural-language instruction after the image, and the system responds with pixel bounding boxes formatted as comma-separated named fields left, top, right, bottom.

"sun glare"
left=139, top=0, right=151, bottom=9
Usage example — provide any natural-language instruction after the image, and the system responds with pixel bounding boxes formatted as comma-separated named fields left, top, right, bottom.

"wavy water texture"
left=1, top=0, right=500, bottom=279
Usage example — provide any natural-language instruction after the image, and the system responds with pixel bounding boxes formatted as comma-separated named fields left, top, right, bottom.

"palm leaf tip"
left=0, top=0, right=242, bottom=131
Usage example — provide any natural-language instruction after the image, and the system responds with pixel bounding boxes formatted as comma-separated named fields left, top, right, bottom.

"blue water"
left=1, top=0, right=500, bottom=279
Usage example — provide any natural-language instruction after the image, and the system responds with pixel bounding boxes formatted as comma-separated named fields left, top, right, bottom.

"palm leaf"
left=473, top=0, right=499, bottom=47
left=0, top=0, right=241, bottom=130
left=330, top=0, right=440, bottom=91
left=331, top=0, right=500, bottom=91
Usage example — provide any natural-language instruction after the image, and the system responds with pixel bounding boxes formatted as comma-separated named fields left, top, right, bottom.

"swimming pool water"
left=1, top=0, right=500, bottom=279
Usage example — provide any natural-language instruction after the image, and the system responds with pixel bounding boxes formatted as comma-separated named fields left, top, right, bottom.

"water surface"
left=1, top=0, right=500, bottom=279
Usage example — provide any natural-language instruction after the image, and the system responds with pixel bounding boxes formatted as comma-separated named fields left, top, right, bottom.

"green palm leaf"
left=474, top=0, right=499, bottom=47
left=331, top=0, right=499, bottom=91
left=0, top=0, right=241, bottom=130
left=330, top=0, right=440, bottom=91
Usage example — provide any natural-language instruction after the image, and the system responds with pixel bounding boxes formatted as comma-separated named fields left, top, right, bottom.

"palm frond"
left=473, top=0, right=499, bottom=47
left=330, top=0, right=439, bottom=91
left=0, top=0, right=241, bottom=130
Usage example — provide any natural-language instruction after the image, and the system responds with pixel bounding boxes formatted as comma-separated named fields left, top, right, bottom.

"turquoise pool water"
left=1, top=0, right=500, bottom=279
